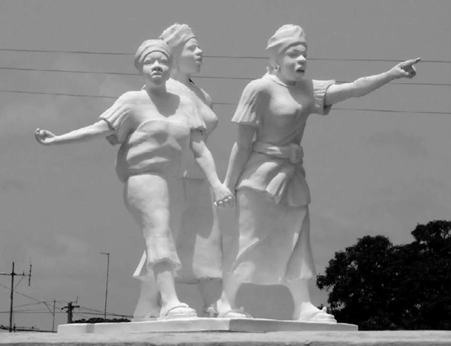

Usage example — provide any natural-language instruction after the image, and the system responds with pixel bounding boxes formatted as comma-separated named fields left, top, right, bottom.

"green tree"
left=317, top=220, right=451, bottom=330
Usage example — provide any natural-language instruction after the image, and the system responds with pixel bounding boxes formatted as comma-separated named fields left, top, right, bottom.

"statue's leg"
left=132, top=272, right=161, bottom=320
left=125, top=175, right=196, bottom=319
left=284, top=206, right=336, bottom=322
left=197, top=278, right=222, bottom=316
left=177, top=178, right=224, bottom=316
left=287, top=279, right=336, bottom=322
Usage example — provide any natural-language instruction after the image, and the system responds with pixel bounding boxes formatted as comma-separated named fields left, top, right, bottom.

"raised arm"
left=35, top=120, right=114, bottom=146
left=223, top=124, right=256, bottom=192
left=190, top=130, right=234, bottom=207
left=324, top=57, right=420, bottom=106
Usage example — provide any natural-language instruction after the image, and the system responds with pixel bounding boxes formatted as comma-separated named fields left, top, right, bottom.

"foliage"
left=72, top=318, right=130, bottom=324
left=317, top=220, right=451, bottom=330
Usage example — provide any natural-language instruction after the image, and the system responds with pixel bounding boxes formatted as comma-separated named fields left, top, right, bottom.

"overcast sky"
left=0, top=0, right=450, bottom=330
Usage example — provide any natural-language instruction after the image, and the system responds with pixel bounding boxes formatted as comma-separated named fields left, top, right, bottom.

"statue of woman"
left=219, top=24, right=420, bottom=321
left=132, top=24, right=230, bottom=320
left=34, top=39, right=234, bottom=320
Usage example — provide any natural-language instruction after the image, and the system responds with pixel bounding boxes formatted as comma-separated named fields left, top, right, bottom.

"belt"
left=252, top=141, right=304, bottom=164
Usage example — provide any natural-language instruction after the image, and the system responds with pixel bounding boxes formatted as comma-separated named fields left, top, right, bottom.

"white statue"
left=218, top=24, right=420, bottom=322
left=132, top=24, right=231, bottom=320
left=34, top=39, right=234, bottom=320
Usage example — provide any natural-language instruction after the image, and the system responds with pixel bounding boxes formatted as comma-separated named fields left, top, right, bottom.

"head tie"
left=160, top=23, right=196, bottom=59
left=266, top=24, right=307, bottom=62
left=134, top=39, right=173, bottom=71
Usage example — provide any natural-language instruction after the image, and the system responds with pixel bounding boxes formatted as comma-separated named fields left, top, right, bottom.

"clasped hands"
left=213, top=183, right=235, bottom=208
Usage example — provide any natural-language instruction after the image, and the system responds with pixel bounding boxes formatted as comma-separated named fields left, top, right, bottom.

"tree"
left=317, top=220, right=451, bottom=330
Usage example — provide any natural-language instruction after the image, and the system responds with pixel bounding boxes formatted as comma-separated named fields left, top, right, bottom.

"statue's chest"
left=266, top=90, right=310, bottom=127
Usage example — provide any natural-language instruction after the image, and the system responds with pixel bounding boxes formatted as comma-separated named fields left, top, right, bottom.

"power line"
left=0, top=89, right=448, bottom=115
left=213, top=102, right=450, bottom=115
left=0, top=282, right=40, bottom=302
left=1, top=66, right=449, bottom=87
left=0, top=47, right=449, bottom=64
left=0, top=89, right=116, bottom=100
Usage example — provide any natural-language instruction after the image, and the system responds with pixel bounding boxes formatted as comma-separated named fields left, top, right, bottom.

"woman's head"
left=160, top=23, right=203, bottom=75
left=134, top=39, right=173, bottom=86
left=266, top=25, right=308, bottom=85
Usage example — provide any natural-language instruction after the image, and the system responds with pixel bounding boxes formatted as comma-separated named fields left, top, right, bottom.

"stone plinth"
left=1, top=330, right=451, bottom=345
left=58, top=318, right=357, bottom=334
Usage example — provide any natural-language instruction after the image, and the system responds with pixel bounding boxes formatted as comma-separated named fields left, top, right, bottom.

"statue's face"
left=177, top=38, right=203, bottom=74
left=278, top=43, right=307, bottom=85
left=141, top=51, right=171, bottom=85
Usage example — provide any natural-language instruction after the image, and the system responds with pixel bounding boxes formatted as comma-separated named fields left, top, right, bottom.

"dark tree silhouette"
left=317, top=220, right=451, bottom=330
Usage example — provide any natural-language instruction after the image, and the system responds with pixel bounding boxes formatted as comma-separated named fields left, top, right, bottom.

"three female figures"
left=35, top=23, right=420, bottom=322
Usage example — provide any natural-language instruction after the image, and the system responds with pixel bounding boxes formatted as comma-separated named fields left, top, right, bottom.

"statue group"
left=35, top=24, right=420, bottom=323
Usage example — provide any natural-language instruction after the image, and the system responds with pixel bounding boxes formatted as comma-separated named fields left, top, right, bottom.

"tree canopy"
left=317, top=220, right=451, bottom=330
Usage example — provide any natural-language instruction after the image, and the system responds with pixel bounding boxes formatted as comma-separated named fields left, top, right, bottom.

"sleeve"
left=231, top=80, right=265, bottom=127
left=185, top=100, right=207, bottom=135
left=98, top=93, right=132, bottom=145
left=311, top=79, right=336, bottom=116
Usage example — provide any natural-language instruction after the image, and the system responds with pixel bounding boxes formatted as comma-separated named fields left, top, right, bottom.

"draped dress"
left=133, top=79, right=223, bottom=282
left=100, top=90, right=205, bottom=270
left=229, top=73, right=335, bottom=284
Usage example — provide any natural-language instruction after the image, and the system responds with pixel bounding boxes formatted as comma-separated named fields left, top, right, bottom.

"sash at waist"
left=236, top=141, right=311, bottom=207
left=253, top=141, right=304, bottom=164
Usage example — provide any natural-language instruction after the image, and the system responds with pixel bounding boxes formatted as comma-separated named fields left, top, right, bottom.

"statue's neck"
left=171, top=71, right=191, bottom=86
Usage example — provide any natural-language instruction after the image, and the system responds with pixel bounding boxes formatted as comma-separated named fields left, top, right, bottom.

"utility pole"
left=62, top=302, right=79, bottom=324
left=0, top=262, right=32, bottom=333
left=100, top=252, right=110, bottom=321
left=52, top=300, right=56, bottom=332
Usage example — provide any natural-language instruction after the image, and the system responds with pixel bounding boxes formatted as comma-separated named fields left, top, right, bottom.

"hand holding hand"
left=213, top=184, right=235, bottom=208
left=390, top=57, right=420, bottom=79
left=35, top=128, right=56, bottom=145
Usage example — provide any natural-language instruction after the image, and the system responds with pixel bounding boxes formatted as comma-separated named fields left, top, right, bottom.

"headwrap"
left=159, top=23, right=196, bottom=59
left=266, top=25, right=307, bottom=62
left=134, top=39, right=173, bottom=72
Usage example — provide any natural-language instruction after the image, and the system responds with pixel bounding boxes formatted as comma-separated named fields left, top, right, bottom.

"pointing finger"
left=404, top=57, right=421, bottom=67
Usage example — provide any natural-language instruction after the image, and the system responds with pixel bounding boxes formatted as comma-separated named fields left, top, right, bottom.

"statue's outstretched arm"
left=324, top=57, right=420, bottom=106
left=224, top=124, right=256, bottom=192
left=34, top=120, right=114, bottom=146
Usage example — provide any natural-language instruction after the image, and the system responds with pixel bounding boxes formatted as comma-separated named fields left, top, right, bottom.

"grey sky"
left=0, top=0, right=450, bottom=329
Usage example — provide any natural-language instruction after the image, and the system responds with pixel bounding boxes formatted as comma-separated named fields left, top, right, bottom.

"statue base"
left=57, top=317, right=357, bottom=334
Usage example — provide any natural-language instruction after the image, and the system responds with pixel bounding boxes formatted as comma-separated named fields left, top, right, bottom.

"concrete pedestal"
left=58, top=317, right=357, bottom=334
left=1, top=330, right=450, bottom=345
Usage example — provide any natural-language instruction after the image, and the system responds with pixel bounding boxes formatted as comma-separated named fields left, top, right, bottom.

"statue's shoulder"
left=167, top=78, right=187, bottom=93
left=192, top=84, right=213, bottom=107
left=178, top=94, right=197, bottom=109
left=117, top=90, right=144, bottom=105
left=242, top=76, right=272, bottom=96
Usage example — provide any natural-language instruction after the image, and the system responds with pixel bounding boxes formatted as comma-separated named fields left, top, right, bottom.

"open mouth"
left=296, top=68, right=305, bottom=73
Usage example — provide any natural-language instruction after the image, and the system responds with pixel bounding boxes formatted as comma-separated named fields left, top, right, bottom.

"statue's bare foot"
left=202, top=304, right=218, bottom=318
left=133, top=296, right=160, bottom=321
left=218, top=308, right=252, bottom=319
left=158, top=302, right=197, bottom=320
left=294, top=303, right=337, bottom=323
left=132, top=308, right=160, bottom=321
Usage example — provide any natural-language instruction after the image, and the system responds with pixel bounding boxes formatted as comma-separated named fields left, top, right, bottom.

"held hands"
left=390, top=57, right=421, bottom=79
left=213, top=184, right=235, bottom=208
left=35, top=128, right=56, bottom=145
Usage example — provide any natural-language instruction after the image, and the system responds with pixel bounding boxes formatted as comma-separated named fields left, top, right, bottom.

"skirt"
left=132, top=177, right=223, bottom=282
left=175, top=178, right=223, bottom=283
left=124, top=174, right=185, bottom=270
left=231, top=188, right=316, bottom=285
